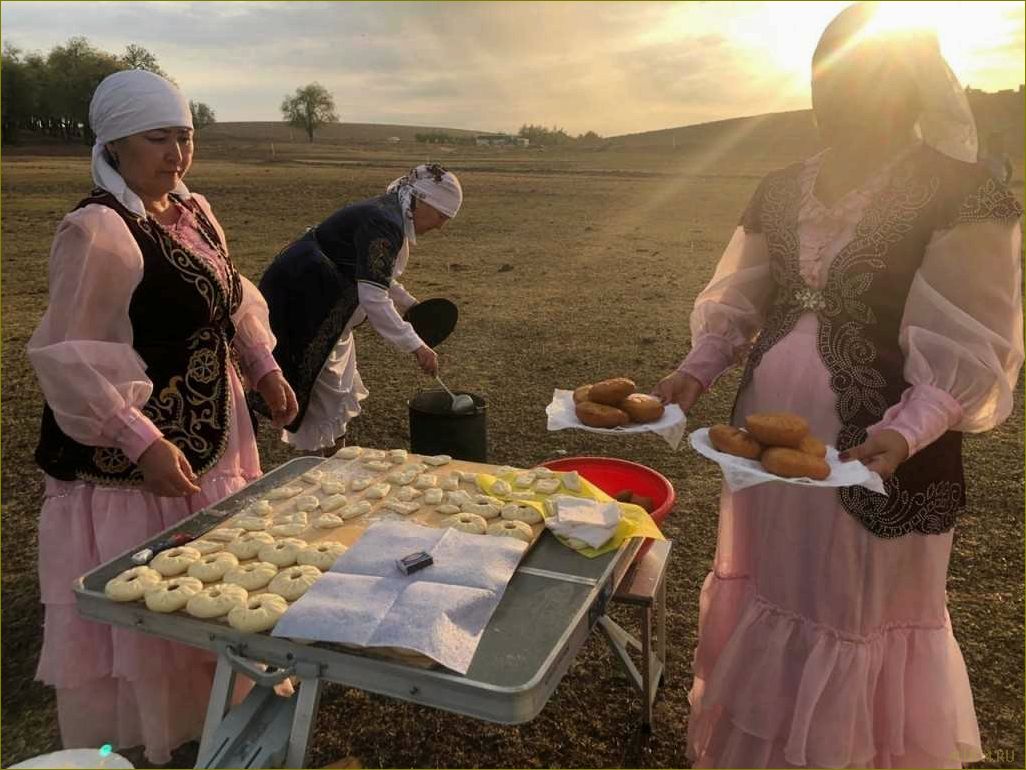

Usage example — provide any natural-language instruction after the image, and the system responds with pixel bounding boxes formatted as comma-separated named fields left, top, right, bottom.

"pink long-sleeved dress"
left=28, top=194, right=279, bottom=764
left=680, top=150, right=1023, bottom=768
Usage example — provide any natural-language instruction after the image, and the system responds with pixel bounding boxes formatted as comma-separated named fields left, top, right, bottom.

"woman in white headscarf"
left=27, top=69, right=297, bottom=763
left=652, top=4, right=1022, bottom=767
left=257, top=163, right=462, bottom=451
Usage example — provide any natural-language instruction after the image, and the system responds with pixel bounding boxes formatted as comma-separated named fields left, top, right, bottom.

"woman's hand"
left=652, top=370, right=704, bottom=413
left=138, top=439, right=202, bottom=497
left=414, top=345, right=439, bottom=376
left=839, top=429, right=910, bottom=480
left=257, top=370, right=299, bottom=429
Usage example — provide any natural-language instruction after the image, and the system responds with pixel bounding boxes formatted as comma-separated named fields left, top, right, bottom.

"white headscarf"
left=386, top=163, right=463, bottom=245
left=89, top=69, right=194, bottom=216
left=819, top=4, right=978, bottom=163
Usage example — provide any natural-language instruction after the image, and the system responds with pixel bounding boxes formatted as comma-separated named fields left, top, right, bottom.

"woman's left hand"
left=839, top=429, right=910, bottom=480
left=257, top=370, right=299, bottom=429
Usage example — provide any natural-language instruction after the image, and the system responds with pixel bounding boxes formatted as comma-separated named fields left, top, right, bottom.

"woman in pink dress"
left=27, top=70, right=298, bottom=764
left=655, top=6, right=1023, bottom=768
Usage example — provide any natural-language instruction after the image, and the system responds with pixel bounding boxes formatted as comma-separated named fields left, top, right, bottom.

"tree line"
left=1, top=38, right=215, bottom=145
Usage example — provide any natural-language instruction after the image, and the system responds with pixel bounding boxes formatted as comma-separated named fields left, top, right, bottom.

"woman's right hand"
left=652, top=370, right=705, bottom=414
left=138, top=438, right=202, bottom=497
left=413, top=345, right=439, bottom=375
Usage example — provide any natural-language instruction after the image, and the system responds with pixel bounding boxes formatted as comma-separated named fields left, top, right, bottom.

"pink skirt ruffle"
left=36, top=372, right=261, bottom=764
left=689, top=573, right=983, bottom=768
left=687, top=316, right=983, bottom=768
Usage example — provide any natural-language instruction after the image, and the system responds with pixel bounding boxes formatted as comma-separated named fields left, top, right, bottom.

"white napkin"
left=272, top=521, right=526, bottom=674
left=545, top=389, right=687, bottom=450
left=689, top=428, right=887, bottom=494
left=544, top=496, right=621, bottom=548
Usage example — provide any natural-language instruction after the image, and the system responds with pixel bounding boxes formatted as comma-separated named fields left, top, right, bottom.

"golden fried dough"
left=797, top=435, right=827, bottom=458
left=760, top=447, right=830, bottom=480
left=575, top=400, right=630, bottom=428
left=619, top=394, right=665, bottom=423
left=588, top=378, right=636, bottom=406
left=709, top=424, right=764, bottom=460
left=745, top=412, right=809, bottom=448
left=573, top=384, right=593, bottom=404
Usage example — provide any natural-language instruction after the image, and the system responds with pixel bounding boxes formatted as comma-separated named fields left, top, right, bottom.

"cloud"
left=1, top=1, right=1022, bottom=135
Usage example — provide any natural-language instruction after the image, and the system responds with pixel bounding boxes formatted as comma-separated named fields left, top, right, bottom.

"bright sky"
left=1, top=1, right=1023, bottom=136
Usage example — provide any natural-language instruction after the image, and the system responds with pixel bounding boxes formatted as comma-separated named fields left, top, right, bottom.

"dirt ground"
left=1, top=143, right=1023, bottom=768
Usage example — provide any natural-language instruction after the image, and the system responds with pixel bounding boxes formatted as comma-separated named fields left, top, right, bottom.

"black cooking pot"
left=408, top=388, right=487, bottom=462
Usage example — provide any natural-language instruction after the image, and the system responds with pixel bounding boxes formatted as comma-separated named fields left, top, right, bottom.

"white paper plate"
left=545, top=389, right=686, bottom=449
left=689, top=427, right=886, bottom=494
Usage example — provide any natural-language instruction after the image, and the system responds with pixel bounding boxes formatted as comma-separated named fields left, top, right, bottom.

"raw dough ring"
left=233, top=516, right=269, bottom=531
left=487, top=519, right=534, bottom=542
left=224, top=560, right=279, bottom=591
left=186, top=583, right=248, bottom=619
left=297, top=541, right=347, bottom=570
left=444, top=512, right=487, bottom=534
left=144, top=576, right=204, bottom=612
left=190, top=539, right=225, bottom=556
left=258, top=538, right=307, bottom=567
left=205, top=527, right=244, bottom=543
left=501, top=503, right=543, bottom=525
left=293, top=495, right=320, bottom=512
left=150, top=546, right=201, bottom=577
left=228, top=593, right=289, bottom=633
left=269, top=564, right=321, bottom=601
left=241, top=499, right=273, bottom=517
left=462, top=502, right=500, bottom=520
left=105, top=566, right=162, bottom=602
left=187, top=551, right=240, bottom=582
left=226, top=531, right=276, bottom=560
left=266, top=484, right=304, bottom=500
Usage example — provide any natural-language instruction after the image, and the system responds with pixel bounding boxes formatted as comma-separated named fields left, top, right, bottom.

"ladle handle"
left=435, top=375, right=456, bottom=399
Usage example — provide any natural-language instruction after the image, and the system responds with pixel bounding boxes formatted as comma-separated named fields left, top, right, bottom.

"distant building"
left=386, top=136, right=401, bottom=143
left=475, top=134, right=529, bottom=147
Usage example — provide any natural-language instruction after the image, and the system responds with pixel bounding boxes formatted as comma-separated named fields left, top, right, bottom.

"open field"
left=2, top=135, right=1023, bottom=768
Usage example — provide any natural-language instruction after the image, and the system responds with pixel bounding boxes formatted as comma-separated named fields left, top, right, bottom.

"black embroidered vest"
left=35, top=191, right=244, bottom=486
left=735, top=147, right=1023, bottom=538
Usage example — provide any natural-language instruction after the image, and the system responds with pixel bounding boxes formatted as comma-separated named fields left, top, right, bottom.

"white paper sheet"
left=545, top=389, right=686, bottom=450
left=689, top=428, right=887, bottom=494
left=271, top=520, right=527, bottom=673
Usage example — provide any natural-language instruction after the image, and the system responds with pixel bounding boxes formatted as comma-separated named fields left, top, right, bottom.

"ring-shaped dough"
left=268, top=564, right=321, bottom=601
left=144, top=576, right=204, bottom=612
left=487, top=519, right=534, bottom=542
left=105, top=566, right=162, bottom=602
left=226, top=531, right=276, bottom=560
left=297, top=541, right=347, bottom=570
left=501, top=503, right=544, bottom=525
left=187, top=551, right=240, bottom=582
left=186, top=583, right=248, bottom=618
left=150, top=546, right=201, bottom=577
left=258, top=538, right=307, bottom=567
left=228, top=593, right=288, bottom=633
left=444, top=512, right=487, bottom=534
left=223, top=560, right=279, bottom=591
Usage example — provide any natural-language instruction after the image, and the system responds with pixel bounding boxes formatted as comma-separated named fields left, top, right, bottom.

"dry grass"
left=1, top=141, right=1022, bottom=768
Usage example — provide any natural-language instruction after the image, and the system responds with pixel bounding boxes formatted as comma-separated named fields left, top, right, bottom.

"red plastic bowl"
left=538, top=456, right=675, bottom=527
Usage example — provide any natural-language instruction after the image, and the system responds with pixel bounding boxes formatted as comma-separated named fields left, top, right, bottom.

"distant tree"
left=190, top=100, right=216, bottom=130
left=280, top=83, right=339, bottom=142
left=518, top=123, right=572, bottom=146
left=578, top=130, right=602, bottom=142
left=46, top=37, right=121, bottom=143
left=120, top=44, right=168, bottom=78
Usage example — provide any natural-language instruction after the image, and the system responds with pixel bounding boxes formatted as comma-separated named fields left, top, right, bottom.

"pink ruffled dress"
left=27, top=194, right=280, bottom=764
left=679, top=150, right=1023, bottom=768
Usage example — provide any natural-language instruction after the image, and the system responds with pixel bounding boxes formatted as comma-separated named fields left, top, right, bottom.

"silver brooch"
left=795, top=287, right=827, bottom=312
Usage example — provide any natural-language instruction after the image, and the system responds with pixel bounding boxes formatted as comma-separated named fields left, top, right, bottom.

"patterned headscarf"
left=386, top=163, right=463, bottom=244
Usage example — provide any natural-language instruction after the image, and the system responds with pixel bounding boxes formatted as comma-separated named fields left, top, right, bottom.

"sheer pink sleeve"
left=26, top=206, right=162, bottom=462
left=190, top=193, right=279, bottom=386
left=871, top=219, right=1024, bottom=455
left=678, top=226, right=774, bottom=389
